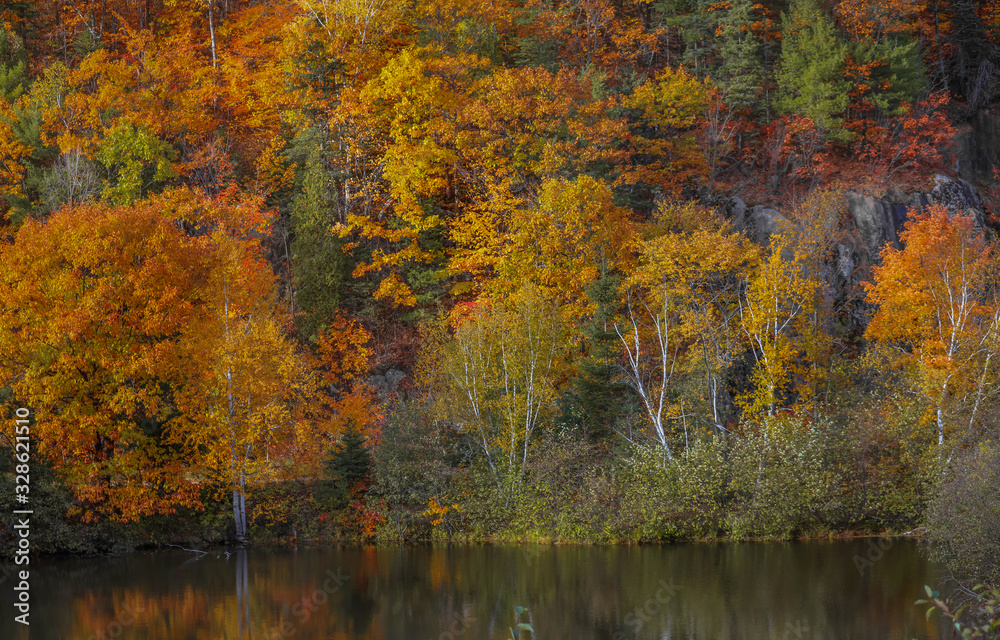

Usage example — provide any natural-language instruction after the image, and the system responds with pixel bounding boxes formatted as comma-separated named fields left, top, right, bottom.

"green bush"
left=458, top=461, right=519, bottom=538
left=370, top=402, right=452, bottom=541
left=616, top=437, right=727, bottom=541
left=832, top=392, right=936, bottom=528
left=725, top=418, right=840, bottom=540
left=514, top=433, right=614, bottom=541
left=926, top=443, right=1000, bottom=584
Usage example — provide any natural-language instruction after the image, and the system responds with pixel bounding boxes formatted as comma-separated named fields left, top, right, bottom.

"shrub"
left=370, top=402, right=452, bottom=541
left=926, top=444, right=1000, bottom=584
left=515, top=433, right=614, bottom=541
left=616, top=437, right=727, bottom=541
left=725, top=417, right=841, bottom=539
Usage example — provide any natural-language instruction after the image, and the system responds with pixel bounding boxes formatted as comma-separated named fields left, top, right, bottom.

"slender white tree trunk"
left=233, top=470, right=247, bottom=541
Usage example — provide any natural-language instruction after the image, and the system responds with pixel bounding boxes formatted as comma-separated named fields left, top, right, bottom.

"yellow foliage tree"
left=738, top=230, right=823, bottom=421
left=435, top=286, right=568, bottom=500
left=619, top=209, right=758, bottom=454
left=496, top=175, right=635, bottom=322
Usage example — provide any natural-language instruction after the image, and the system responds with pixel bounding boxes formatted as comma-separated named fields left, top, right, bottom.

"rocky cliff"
left=725, top=175, right=993, bottom=333
left=956, top=108, right=1000, bottom=179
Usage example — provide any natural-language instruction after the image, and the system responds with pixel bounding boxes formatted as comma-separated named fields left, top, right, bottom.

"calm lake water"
left=2, top=540, right=952, bottom=640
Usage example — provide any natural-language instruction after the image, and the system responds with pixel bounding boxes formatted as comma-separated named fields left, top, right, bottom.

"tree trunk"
left=207, top=0, right=217, bottom=69
left=233, top=472, right=247, bottom=542
left=936, top=407, right=945, bottom=448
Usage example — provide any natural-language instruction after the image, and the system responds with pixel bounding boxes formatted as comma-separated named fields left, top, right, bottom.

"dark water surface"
left=3, top=540, right=952, bottom=639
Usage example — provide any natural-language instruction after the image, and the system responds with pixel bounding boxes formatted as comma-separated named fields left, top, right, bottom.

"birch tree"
left=866, top=204, right=1000, bottom=462
left=618, top=220, right=757, bottom=455
left=738, top=231, right=820, bottom=420
left=168, top=194, right=315, bottom=542
left=439, top=286, right=567, bottom=500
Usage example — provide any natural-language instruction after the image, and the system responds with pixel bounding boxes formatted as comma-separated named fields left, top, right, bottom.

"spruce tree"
left=572, top=270, right=627, bottom=442
left=319, top=423, right=373, bottom=511
left=776, top=0, right=850, bottom=139
left=716, top=0, right=763, bottom=113
left=288, top=130, right=349, bottom=341
left=850, top=36, right=924, bottom=118
left=679, top=0, right=720, bottom=77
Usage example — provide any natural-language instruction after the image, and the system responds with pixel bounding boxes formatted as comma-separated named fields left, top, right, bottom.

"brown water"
left=2, top=539, right=952, bottom=639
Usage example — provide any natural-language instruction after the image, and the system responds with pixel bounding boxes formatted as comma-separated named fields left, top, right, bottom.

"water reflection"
left=236, top=549, right=251, bottom=639
left=1, top=540, right=951, bottom=640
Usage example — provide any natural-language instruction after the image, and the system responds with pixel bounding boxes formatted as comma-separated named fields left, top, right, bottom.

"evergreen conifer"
left=289, top=130, right=349, bottom=341
left=777, top=0, right=850, bottom=139
left=716, top=0, right=763, bottom=112
left=319, top=423, right=372, bottom=511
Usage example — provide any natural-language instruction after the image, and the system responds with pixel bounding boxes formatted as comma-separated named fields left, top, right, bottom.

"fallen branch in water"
left=168, top=544, right=208, bottom=555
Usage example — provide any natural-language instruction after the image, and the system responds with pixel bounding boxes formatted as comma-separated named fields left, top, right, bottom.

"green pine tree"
left=571, top=270, right=627, bottom=442
left=850, top=35, right=924, bottom=118
left=318, top=423, right=373, bottom=511
left=678, top=0, right=719, bottom=77
left=4, top=64, right=60, bottom=223
left=288, top=130, right=349, bottom=341
left=716, top=0, right=763, bottom=113
left=776, top=0, right=850, bottom=139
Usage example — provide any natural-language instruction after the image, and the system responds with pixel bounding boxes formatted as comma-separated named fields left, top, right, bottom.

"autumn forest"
left=0, top=0, right=999, bottom=588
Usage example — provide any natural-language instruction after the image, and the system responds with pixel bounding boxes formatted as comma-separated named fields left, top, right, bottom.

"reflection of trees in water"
left=8, top=543, right=949, bottom=639
left=236, top=549, right=252, bottom=639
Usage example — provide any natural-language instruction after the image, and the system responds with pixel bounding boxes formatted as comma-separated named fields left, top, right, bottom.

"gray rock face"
left=724, top=175, right=992, bottom=333
left=931, top=174, right=989, bottom=231
left=842, top=175, right=988, bottom=257
left=368, top=369, right=406, bottom=399
left=726, top=196, right=747, bottom=233
left=748, top=206, right=787, bottom=245
left=836, top=244, right=855, bottom=281
left=726, top=196, right=788, bottom=245
left=846, top=192, right=900, bottom=259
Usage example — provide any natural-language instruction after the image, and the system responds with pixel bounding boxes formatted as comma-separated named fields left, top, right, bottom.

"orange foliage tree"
left=314, top=313, right=381, bottom=445
left=0, top=188, right=332, bottom=536
left=865, top=204, right=1000, bottom=460
left=0, top=195, right=208, bottom=521
left=857, top=91, right=956, bottom=183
